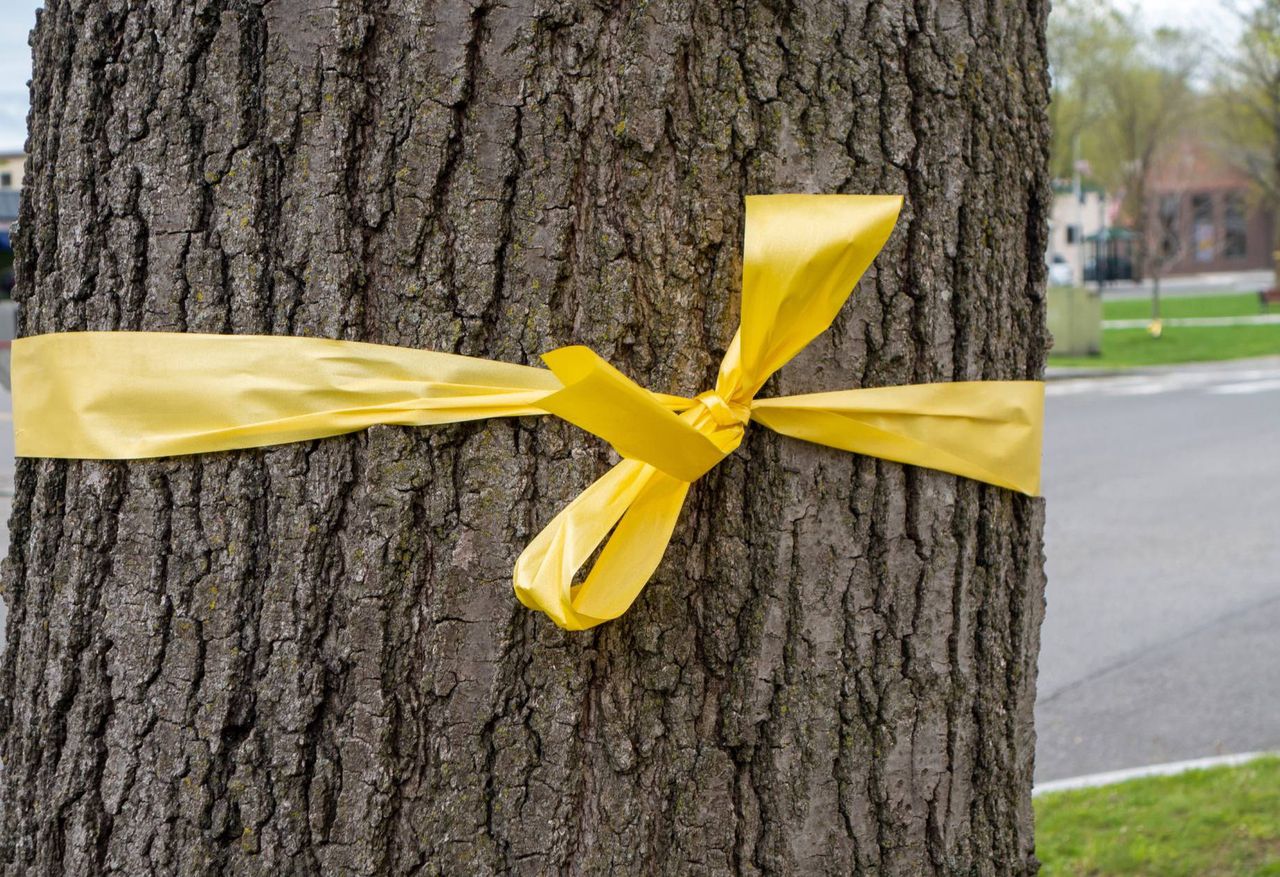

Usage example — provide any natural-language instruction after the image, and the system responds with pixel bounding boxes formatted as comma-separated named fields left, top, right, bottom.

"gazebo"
left=1083, top=226, right=1138, bottom=285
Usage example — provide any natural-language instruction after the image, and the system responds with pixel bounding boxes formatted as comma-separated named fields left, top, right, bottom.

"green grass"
left=1050, top=292, right=1280, bottom=368
left=1102, top=292, right=1274, bottom=321
left=1049, top=324, right=1280, bottom=368
left=1035, top=756, right=1280, bottom=877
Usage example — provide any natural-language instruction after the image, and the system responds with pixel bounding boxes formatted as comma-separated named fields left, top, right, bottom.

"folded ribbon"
left=11, top=194, right=1044, bottom=630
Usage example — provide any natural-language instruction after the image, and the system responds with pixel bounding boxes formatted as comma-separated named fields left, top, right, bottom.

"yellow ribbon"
left=11, top=194, right=1043, bottom=630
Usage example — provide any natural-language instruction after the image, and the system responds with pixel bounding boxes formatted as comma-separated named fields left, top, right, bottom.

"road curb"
left=1045, top=354, right=1280, bottom=382
left=1033, top=751, right=1278, bottom=797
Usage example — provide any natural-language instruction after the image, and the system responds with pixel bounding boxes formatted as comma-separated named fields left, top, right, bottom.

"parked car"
left=1048, top=253, right=1074, bottom=287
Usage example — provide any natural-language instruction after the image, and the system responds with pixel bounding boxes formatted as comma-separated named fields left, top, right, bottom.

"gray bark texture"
left=0, top=0, right=1050, bottom=874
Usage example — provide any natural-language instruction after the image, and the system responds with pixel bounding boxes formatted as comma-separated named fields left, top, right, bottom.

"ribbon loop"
left=538, top=346, right=727, bottom=482
left=720, top=194, right=903, bottom=399
left=512, top=459, right=689, bottom=630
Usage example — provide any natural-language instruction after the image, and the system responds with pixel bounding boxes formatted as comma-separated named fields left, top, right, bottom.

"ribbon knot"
left=692, top=390, right=751, bottom=429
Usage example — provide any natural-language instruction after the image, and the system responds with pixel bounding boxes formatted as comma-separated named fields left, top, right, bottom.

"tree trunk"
left=0, top=1, right=1050, bottom=874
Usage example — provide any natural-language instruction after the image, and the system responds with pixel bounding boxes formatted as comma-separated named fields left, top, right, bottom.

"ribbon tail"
left=513, top=458, right=689, bottom=630
left=751, top=381, right=1044, bottom=496
left=13, top=331, right=561, bottom=459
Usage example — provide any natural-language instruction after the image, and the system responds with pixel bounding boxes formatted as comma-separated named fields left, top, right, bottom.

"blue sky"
left=0, top=0, right=1255, bottom=155
left=0, top=0, right=38, bottom=152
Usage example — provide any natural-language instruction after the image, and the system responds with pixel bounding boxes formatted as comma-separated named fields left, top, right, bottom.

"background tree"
left=1097, top=26, right=1199, bottom=301
left=0, top=1, right=1050, bottom=874
left=1047, top=0, right=1136, bottom=181
left=1216, top=0, right=1280, bottom=290
left=1048, top=1, right=1200, bottom=320
left=1142, top=142, right=1220, bottom=327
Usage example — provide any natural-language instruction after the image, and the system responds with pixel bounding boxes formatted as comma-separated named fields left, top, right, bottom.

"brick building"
left=1145, top=139, right=1275, bottom=277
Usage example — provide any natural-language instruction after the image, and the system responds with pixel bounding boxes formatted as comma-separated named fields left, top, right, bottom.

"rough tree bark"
left=0, top=1, right=1050, bottom=874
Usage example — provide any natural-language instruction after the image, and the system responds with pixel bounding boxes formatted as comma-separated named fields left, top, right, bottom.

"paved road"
left=1037, top=357, right=1280, bottom=782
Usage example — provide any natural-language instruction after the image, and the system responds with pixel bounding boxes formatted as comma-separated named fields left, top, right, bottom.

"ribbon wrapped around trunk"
left=12, top=194, right=1043, bottom=630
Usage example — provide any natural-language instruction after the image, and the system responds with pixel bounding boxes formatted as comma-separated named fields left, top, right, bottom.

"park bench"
left=1261, top=287, right=1280, bottom=310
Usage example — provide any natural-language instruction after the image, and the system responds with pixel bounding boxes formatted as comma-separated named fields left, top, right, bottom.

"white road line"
left=1047, top=378, right=1147, bottom=396
left=1034, top=751, right=1278, bottom=797
left=1047, top=366, right=1280, bottom=398
left=1207, top=378, right=1280, bottom=395
left=1106, top=384, right=1167, bottom=396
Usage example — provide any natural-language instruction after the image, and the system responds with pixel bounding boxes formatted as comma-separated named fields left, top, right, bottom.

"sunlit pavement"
left=1038, top=357, right=1280, bottom=782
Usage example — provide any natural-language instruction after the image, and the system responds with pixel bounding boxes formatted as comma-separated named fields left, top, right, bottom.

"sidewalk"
left=1105, top=314, right=1280, bottom=329
left=1096, top=268, right=1272, bottom=299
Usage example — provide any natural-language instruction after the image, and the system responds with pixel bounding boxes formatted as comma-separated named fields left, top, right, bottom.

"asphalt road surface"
left=0, top=360, right=1276, bottom=782
left=1038, top=357, right=1280, bottom=782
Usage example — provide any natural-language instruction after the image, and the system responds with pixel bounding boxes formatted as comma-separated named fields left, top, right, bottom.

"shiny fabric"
left=12, top=194, right=1043, bottom=630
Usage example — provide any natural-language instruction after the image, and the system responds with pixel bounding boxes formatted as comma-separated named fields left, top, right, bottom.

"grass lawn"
left=1101, top=292, right=1274, bottom=321
left=1035, top=756, right=1280, bottom=877
left=1049, top=324, right=1280, bottom=368
left=1049, top=291, right=1280, bottom=368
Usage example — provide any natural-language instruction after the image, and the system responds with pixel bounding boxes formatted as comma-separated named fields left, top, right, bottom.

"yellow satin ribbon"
left=11, top=194, right=1043, bottom=630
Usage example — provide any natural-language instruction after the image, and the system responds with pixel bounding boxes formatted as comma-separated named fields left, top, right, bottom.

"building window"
left=1191, top=193, right=1215, bottom=263
left=1066, top=224, right=1081, bottom=245
left=0, top=173, right=10, bottom=188
left=1224, top=192, right=1247, bottom=259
